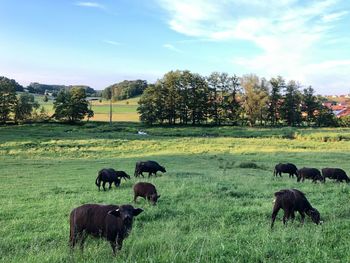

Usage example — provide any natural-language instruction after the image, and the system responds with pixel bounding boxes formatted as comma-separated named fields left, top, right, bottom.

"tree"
left=53, top=88, right=93, bottom=123
left=316, top=106, right=338, bottom=127
left=225, top=75, right=241, bottom=125
left=0, top=76, right=19, bottom=123
left=268, top=76, right=284, bottom=126
left=103, top=80, right=147, bottom=100
left=161, top=71, right=182, bottom=124
left=207, top=72, right=222, bottom=125
left=280, top=81, right=302, bottom=126
left=241, top=74, right=269, bottom=126
left=137, top=84, right=166, bottom=124
left=302, top=86, right=319, bottom=125
left=14, top=93, right=39, bottom=122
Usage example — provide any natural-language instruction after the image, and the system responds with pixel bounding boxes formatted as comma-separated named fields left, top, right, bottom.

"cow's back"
left=134, top=182, right=156, bottom=195
left=70, top=204, right=119, bottom=236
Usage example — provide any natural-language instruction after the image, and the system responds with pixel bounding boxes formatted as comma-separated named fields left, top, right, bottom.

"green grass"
left=1, top=123, right=350, bottom=262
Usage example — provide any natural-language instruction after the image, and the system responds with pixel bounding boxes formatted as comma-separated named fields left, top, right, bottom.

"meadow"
left=36, top=95, right=140, bottom=122
left=1, top=123, right=350, bottom=262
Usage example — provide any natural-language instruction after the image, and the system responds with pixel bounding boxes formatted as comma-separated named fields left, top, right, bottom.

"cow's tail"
left=95, top=171, right=101, bottom=186
left=273, top=168, right=276, bottom=177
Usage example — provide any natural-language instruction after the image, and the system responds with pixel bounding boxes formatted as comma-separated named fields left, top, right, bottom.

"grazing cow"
left=69, top=204, right=143, bottom=255
left=297, top=167, right=324, bottom=183
left=115, top=171, right=131, bottom=181
left=271, top=189, right=320, bottom=228
left=133, top=182, right=160, bottom=205
left=322, top=168, right=350, bottom=183
left=274, top=163, right=298, bottom=178
left=96, top=168, right=121, bottom=191
left=134, top=161, right=166, bottom=178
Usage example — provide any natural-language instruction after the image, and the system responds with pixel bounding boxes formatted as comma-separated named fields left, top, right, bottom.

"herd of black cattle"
left=69, top=160, right=349, bottom=256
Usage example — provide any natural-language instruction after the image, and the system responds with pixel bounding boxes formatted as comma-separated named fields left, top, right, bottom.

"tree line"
left=137, top=70, right=343, bottom=127
left=0, top=76, right=93, bottom=124
left=102, top=80, right=147, bottom=101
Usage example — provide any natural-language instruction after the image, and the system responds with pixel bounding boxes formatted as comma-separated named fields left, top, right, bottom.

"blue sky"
left=0, top=0, right=349, bottom=94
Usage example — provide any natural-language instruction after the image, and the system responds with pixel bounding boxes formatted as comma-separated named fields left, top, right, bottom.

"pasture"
left=0, top=123, right=350, bottom=262
left=35, top=95, right=140, bottom=122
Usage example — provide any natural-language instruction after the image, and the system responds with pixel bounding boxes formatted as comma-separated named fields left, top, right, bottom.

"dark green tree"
left=280, top=81, right=302, bottom=126
left=14, top=93, right=39, bottom=122
left=268, top=76, right=284, bottom=126
left=137, top=84, right=166, bottom=124
left=316, top=106, right=338, bottom=127
left=302, top=86, right=319, bottom=125
left=0, top=76, right=20, bottom=123
left=207, top=72, right=221, bottom=125
left=53, top=88, right=93, bottom=123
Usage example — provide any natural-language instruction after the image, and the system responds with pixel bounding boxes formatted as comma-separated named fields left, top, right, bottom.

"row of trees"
left=102, top=80, right=148, bottom=101
left=0, top=76, right=93, bottom=123
left=137, top=71, right=337, bottom=126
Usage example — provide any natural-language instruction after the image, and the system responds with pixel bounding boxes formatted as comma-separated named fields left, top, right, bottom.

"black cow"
left=322, top=168, right=350, bottom=183
left=271, top=189, right=321, bottom=228
left=274, top=163, right=298, bottom=178
left=69, top=204, right=143, bottom=255
left=297, top=167, right=324, bottom=183
left=96, top=168, right=121, bottom=191
left=134, top=161, right=166, bottom=178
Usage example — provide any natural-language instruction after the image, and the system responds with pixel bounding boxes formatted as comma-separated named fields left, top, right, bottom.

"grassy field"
left=35, top=94, right=140, bottom=122
left=1, top=123, right=350, bottom=262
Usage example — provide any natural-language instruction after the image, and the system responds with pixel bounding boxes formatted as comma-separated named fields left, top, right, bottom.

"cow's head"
left=160, top=166, right=166, bottom=173
left=108, top=205, right=143, bottom=226
left=149, top=194, right=161, bottom=205
left=307, top=208, right=320, bottom=225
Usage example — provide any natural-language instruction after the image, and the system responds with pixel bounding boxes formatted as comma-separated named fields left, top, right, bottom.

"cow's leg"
left=140, top=172, right=144, bottom=178
left=291, top=212, right=296, bottom=222
left=80, top=231, right=88, bottom=252
left=116, top=237, right=123, bottom=251
left=302, top=177, right=305, bottom=182
left=70, top=227, right=79, bottom=248
left=299, top=211, right=306, bottom=224
left=109, top=182, right=112, bottom=189
left=148, top=172, right=151, bottom=178
left=283, top=209, right=291, bottom=225
left=110, top=242, right=117, bottom=256
left=133, top=194, right=138, bottom=203
left=271, top=206, right=280, bottom=229
left=102, top=182, right=107, bottom=191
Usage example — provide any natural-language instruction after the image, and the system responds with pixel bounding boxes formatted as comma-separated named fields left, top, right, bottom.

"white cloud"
left=322, top=11, right=349, bottom=22
left=75, top=2, right=105, bottom=9
left=156, top=0, right=350, bottom=93
left=103, top=40, right=121, bottom=46
left=163, top=43, right=183, bottom=53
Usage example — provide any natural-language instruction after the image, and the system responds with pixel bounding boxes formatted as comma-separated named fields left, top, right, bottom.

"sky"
left=0, top=0, right=349, bottom=94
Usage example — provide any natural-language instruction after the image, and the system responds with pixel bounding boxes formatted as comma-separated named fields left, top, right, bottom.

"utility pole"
left=109, top=88, right=113, bottom=125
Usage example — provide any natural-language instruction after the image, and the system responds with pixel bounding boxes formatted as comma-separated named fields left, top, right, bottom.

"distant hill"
left=102, top=80, right=147, bottom=100
left=27, top=83, right=98, bottom=96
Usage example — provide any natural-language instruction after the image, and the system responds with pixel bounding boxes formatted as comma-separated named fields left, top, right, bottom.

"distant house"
left=330, top=104, right=350, bottom=118
left=336, top=108, right=350, bottom=118
left=86, top=97, right=101, bottom=101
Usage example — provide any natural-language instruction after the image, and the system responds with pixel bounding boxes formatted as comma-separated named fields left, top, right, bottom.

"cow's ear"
left=133, top=208, right=143, bottom=216
left=108, top=209, right=120, bottom=217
